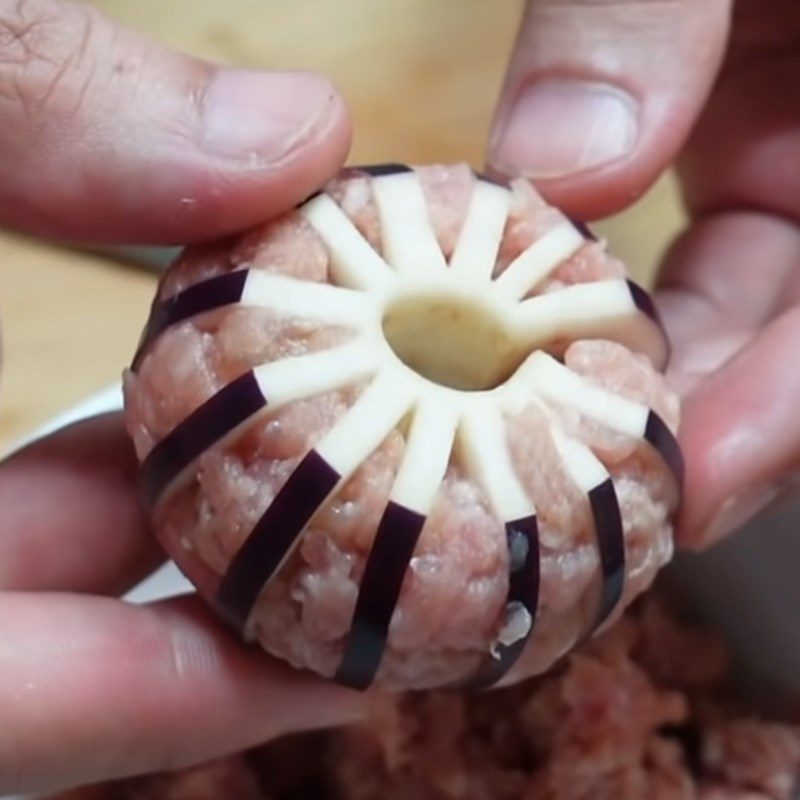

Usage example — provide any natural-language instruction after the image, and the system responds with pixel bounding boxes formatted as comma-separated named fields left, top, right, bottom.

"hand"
left=488, top=0, right=800, bottom=549
left=0, top=0, right=363, bottom=794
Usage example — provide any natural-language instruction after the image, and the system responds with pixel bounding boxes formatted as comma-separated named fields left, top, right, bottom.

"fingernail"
left=702, top=484, right=781, bottom=547
left=200, top=70, right=336, bottom=163
left=490, top=80, right=638, bottom=178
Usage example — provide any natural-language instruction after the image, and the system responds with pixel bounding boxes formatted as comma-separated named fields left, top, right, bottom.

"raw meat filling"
left=124, top=163, right=681, bottom=690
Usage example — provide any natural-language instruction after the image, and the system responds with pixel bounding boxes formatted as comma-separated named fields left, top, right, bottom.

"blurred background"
left=0, top=0, right=685, bottom=450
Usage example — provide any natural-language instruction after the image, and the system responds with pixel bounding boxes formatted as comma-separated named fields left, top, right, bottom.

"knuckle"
left=0, top=0, right=101, bottom=122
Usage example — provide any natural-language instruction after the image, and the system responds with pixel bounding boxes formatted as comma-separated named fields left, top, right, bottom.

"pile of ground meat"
left=51, top=600, right=800, bottom=800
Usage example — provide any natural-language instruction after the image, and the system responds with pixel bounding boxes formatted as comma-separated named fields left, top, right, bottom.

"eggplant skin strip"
left=466, top=514, right=541, bottom=691
left=588, top=479, right=626, bottom=630
left=215, top=449, right=340, bottom=632
left=132, top=271, right=249, bottom=370
left=139, top=371, right=267, bottom=510
left=335, top=502, right=427, bottom=691
left=644, top=411, right=685, bottom=490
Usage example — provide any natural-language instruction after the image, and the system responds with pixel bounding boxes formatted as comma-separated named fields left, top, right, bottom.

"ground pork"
left=124, top=164, right=680, bottom=689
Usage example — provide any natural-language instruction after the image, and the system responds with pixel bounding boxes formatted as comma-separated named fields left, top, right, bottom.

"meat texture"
left=124, top=164, right=681, bottom=689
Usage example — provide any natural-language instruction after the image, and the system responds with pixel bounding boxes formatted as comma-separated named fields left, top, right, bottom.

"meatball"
left=124, top=163, right=681, bottom=690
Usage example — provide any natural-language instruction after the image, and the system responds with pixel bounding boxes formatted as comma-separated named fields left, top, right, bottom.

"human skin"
left=487, top=0, right=800, bottom=550
left=0, top=0, right=797, bottom=792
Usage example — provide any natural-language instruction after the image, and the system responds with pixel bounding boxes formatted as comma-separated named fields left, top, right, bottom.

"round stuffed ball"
left=124, top=163, right=682, bottom=691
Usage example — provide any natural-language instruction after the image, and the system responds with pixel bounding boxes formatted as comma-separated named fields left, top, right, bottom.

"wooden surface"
left=0, top=0, right=684, bottom=451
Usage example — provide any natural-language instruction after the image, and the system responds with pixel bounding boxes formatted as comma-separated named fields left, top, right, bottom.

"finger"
left=656, top=212, right=800, bottom=548
left=0, top=0, right=350, bottom=244
left=0, top=413, right=162, bottom=594
left=0, top=593, right=365, bottom=794
left=657, top=211, right=800, bottom=396
left=674, top=305, right=800, bottom=550
left=679, top=0, right=800, bottom=224
left=657, top=1, right=800, bottom=546
left=487, top=0, right=731, bottom=218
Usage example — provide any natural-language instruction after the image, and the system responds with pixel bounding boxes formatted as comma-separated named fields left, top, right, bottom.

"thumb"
left=0, top=0, right=350, bottom=244
left=487, top=0, right=731, bottom=218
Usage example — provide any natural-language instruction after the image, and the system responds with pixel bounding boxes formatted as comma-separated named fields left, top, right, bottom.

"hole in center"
left=382, top=293, right=525, bottom=391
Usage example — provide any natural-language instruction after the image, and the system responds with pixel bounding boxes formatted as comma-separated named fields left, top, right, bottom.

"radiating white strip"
left=448, top=181, right=511, bottom=280
left=390, top=397, right=458, bottom=513
left=459, top=403, right=534, bottom=521
left=493, top=222, right=586, bottom=300
left=253, top=338, right=381, bottom=409
left=510, top=279, right=637, bottom=344
left=515, top=351, right=648, bottom=438
left=316, top=370, right=416, bottom=478
left=300, top=194, right=396, bottom=292
left=150, top=343, right=382, bottom=509
left=550, top=428, right=609, bottom=492
left=242, top=271, right=376, bottom=327
left=371, top=172, right=447, bottom=276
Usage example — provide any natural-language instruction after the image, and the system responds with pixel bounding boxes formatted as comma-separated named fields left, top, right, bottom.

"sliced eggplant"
left=131, top=164, right=682, bottom=691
